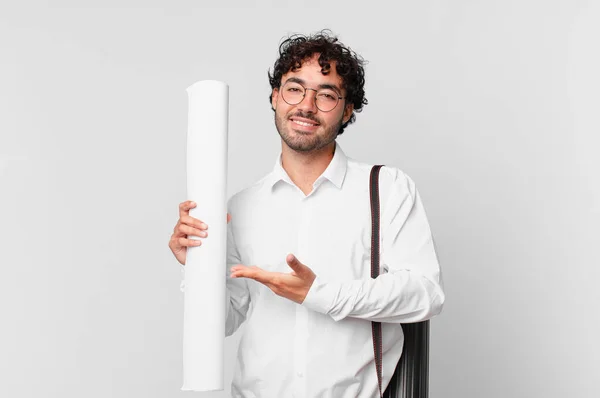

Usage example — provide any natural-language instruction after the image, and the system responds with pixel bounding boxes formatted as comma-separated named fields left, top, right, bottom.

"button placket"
left=292, top=197, right=310, bottom=397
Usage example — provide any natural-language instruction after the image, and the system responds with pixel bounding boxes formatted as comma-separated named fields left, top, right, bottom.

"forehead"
left=281, top=55, right=343, bottom=87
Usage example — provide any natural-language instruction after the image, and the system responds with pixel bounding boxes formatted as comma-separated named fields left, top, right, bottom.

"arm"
left=301, top=169, right=445, bottom=323
left=224, top=209, right=252, bottom=336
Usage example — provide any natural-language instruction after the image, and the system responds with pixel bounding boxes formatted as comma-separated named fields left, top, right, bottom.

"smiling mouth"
left=290, top=118, right=320, bottom=128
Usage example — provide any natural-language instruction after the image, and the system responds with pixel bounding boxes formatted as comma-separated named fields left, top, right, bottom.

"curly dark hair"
left=268, top=29, right=368, bottom=136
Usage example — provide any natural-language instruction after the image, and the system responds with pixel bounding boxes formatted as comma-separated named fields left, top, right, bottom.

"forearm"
left=301, top=270, right=444, bottom=323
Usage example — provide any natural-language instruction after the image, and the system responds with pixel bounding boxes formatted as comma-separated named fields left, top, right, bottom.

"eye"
left=318, top=92, right=336, bottom=100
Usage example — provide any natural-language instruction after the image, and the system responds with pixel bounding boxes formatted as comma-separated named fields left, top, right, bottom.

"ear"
left=271, top=88, right=279, bottom=110
left=342, top=102, right=354, bottom=124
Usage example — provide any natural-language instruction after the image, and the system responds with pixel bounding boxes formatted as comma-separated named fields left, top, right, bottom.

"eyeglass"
left=280, top=80, right=345, bottom=112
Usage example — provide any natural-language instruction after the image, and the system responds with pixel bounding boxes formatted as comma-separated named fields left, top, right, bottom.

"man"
left=169, top=30, right=445, bottom=398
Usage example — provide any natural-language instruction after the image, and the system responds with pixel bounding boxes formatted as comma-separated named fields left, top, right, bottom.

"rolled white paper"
left=181, top=80, right=229, bottom=392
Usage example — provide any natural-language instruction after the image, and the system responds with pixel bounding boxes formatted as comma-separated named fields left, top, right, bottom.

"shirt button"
left=297, top=372, right=303, bottom=378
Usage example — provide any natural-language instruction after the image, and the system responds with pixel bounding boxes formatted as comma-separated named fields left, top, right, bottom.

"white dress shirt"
left=181, top=142, right=444, bottom=398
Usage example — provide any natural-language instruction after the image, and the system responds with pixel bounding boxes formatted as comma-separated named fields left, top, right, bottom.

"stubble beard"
left=274, top=110, right=343, bottom=153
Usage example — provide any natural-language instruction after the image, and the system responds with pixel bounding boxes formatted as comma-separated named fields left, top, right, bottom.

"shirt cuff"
left=301, top=275, right=336, bottom=315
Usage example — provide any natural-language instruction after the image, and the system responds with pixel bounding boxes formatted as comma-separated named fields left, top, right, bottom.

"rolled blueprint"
left=181, top=80, right=229, bottom=392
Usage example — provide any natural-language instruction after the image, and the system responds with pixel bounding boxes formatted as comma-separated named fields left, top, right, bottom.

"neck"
left=280, top=141, right=336, bottom=193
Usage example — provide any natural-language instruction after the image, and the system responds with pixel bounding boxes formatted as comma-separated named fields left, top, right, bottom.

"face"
left=271, top=54, right=354, bottom=153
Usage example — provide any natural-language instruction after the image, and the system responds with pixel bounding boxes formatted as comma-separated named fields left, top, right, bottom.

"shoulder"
left=379, top=165, right=417, bottom=200
left=346, top=156, right=417, bottom=202
left=226, top=172, right=273, bottom=212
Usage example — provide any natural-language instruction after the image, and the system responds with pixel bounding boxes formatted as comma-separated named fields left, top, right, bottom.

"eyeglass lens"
left=281, top=81, right=339, bottom=112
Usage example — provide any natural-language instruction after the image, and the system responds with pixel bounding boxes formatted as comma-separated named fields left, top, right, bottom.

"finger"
left=231, top=265, right=260, bottom=272
left=231, top=266, right=272, bottom=284
left=181, top=215, right=208, bottom=231
left=178, top=224, right=208, bottom=239
left=178, top=236, right=202, bottom=247
left=230, top=265, right=254, bottom=276
left=179, top=200, right=196, bottom=218
left=227, top=213, right=232, bottom=224
left=173, top=217, right=206, bottom=236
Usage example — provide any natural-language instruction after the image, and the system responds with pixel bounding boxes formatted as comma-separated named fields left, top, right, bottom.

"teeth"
left=292, top=119, right=317, bottom=127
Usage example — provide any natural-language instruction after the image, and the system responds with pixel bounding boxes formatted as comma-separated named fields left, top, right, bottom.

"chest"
left=232, top=187, right=374, bottom=282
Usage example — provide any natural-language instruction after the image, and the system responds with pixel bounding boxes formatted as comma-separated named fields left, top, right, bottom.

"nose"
left=296, top=88, right=318, bottom=114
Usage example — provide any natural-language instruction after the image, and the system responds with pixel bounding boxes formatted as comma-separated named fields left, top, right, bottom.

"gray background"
left=1, top=1, right=598, bottom=397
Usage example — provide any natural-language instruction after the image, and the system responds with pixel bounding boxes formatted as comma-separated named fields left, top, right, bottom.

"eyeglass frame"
left=279, top=79, right=346, bottom=112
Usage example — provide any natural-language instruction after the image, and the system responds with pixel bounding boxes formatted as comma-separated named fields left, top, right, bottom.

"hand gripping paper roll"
left=182, top=80, right=228, bottom=392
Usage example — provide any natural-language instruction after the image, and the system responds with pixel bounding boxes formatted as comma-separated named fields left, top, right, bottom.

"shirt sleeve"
left=301, top=169, right=445, bottom=323
left=179, top=197, right=252, bottom=336
left=224, top=204, right=252, bottom=336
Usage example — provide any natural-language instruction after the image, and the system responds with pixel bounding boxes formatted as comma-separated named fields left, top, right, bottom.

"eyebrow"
left=284, top=77, right=342, bottom=94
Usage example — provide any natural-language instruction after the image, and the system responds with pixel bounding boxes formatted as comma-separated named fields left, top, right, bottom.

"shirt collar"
left=266, top=141, right=348, bottom=191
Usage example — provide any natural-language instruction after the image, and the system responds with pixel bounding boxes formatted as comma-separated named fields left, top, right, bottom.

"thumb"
left=286, top=254, right=304, bottom=272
